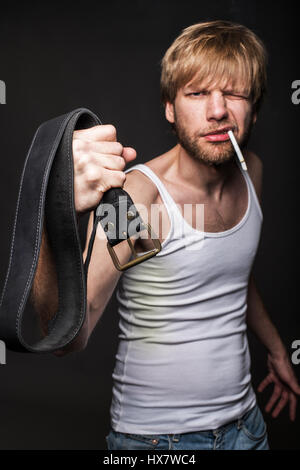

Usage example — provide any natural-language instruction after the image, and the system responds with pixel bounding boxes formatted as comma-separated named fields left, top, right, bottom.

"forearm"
left=30, top=222, right=59, bottom=335
left=246, top=274, right=288, bottom=359
left=30, top=221, right=89, bottom=354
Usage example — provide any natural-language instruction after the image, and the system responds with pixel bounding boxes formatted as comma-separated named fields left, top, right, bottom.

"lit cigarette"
left=228, top=130, right=248, bottom=171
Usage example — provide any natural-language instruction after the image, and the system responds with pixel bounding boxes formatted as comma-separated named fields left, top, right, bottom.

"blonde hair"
left=160, top=20, right=268, bottom=113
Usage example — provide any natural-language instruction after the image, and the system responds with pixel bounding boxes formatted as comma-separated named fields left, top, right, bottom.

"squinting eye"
left=224, top=92, right=248, bottom=99
left=189, top=92, right=206, bottom=96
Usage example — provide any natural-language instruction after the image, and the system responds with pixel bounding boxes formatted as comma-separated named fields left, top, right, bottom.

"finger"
left=271, top=390, right=289, bottom=418
left=97, top=168, right=127, bottom=192
left=257, top=375, right=273, bottom=393
left=74, top=124, right=117, bottom=142
left=81, top=140, right=124, bottom=156
left=86, top=141, right=136, bottom=161
left=89, top=154, right=126, bottom=171
left=265, top=385, right=282, bottom=413
left=288, top=392, right=297, bottom=422
left=73, top=140, right=137, bottom=163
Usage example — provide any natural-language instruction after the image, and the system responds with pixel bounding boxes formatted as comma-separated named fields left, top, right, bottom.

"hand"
left=72, top=124, right=137, bottom=214
left=257, top=352, right=300, bottom=421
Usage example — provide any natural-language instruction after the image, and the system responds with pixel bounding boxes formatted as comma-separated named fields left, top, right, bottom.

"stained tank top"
left=109, top=154, right=263, bottom=434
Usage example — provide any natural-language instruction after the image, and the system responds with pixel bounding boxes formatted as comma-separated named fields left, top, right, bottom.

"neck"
left=168, top=144, right=236, bottom=200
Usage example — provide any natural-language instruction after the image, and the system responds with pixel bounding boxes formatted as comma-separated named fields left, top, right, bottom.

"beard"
left=172, top=111, right=253, bottom=168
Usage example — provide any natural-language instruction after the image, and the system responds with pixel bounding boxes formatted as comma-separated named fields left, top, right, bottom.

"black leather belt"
left=0, top=108, right=161, bottom=354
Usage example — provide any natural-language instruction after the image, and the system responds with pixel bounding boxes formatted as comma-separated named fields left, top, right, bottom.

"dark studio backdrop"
left=0, top=0, right=299, bottom=451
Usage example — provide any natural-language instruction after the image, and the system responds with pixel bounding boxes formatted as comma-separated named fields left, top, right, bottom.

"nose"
left=206, top=91, right=229, bottom=121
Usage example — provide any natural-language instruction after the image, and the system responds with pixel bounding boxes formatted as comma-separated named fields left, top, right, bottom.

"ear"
left=165, top=101, right=175, bottom=123
left=252, top=111, right=257, bottom=125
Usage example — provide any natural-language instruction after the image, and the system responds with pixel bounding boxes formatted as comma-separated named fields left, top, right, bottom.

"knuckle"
left=117, top=156, right=126, bottom=169
left=114, top=142, right=123, bottom=155
left=85, top=165, right=102, bottom=183
left=106, top=124, right=117, bottom=139
left=118, top=171, right=126, bottom=183
left=99, top=180, right=110, bottom=192
left=72, top=138, right=82, bottom=152
left=76, top=153, right=91, bottom=171
left=73, top=129, right=83, bottom=138
left=73, top=138, right=88, bottom=154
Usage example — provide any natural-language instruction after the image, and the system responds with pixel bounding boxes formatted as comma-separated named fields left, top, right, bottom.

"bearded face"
left=172, top=105, right=254, bottom=167
left=166, top=77, right=256, bottom=167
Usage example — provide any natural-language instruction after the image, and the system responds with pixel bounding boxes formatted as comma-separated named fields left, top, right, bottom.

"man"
left=32, top=20, right=300, bottom=450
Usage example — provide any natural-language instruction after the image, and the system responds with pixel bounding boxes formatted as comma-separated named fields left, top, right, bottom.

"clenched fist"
left=72, top=124, right=137, bottom=214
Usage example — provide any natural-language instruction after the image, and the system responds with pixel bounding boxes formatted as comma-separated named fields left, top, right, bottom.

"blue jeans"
left=105, top=403, right=269, bottom=450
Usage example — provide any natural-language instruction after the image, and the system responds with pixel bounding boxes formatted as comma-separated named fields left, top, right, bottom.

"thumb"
left=122, top=146, right=137, bottom=163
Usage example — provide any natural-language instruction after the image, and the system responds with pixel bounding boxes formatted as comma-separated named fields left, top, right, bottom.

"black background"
left=0, top=0, right=299, bottom=450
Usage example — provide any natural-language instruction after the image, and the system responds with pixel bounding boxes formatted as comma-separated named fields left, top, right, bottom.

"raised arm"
left=30, top=124, right=158, bottom=357
left=29, top=123, right=136, bottom=355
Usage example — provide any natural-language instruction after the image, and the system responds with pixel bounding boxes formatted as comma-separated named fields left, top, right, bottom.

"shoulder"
left=123, top=166, right=159, bottom=207
left=122, top=167, right=161, bottom=246
left=244, top=149, right=263, bottom=204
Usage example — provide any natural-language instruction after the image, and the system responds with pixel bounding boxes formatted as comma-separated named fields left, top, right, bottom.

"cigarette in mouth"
left=228, top=130, right=248, bottom=171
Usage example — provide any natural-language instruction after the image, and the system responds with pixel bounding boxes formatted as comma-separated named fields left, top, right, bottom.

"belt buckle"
left=107, top=222, right=161, bottom=271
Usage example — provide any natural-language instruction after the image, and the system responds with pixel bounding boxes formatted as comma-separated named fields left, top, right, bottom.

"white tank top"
left=109, top=155, right=263, bottom=434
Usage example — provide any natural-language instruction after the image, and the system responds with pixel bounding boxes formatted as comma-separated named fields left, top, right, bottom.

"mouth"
left=203, top=127, right=234, bottom=142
